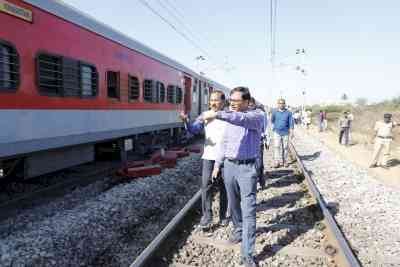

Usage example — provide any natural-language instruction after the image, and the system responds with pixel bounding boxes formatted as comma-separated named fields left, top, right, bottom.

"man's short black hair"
left=230, top=86, right=251, bottom=101
left=384, top=113, right=392, bottom=119
left=210, top=90, right=226, bottom=101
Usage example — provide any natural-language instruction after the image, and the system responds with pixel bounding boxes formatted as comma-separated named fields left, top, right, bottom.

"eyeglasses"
left=229, top=99, right=243, bottom=103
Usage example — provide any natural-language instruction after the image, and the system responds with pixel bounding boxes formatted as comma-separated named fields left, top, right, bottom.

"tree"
left=341, top=93, right=348, bottom=101
left=355, top=97, right=367, bottom=106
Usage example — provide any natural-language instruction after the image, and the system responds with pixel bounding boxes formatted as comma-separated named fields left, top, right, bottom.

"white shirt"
left=202, top=119, right=227, bottom=160
left=374, top=121, right=396, bottom=138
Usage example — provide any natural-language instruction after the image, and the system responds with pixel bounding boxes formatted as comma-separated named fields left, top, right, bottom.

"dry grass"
left=311, top=104, right=400, bottom=147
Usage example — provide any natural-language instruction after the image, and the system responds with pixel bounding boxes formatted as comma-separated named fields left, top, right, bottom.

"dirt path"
left=296, top=126, right=400, bottom=190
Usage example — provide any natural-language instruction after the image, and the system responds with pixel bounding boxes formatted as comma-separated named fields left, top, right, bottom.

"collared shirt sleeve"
left=186, top=115, right=204, bottom=134
left=216, top=110, right=263, bottom=130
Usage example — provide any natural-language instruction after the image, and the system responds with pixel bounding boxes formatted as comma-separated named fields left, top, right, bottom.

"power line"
left=155, top=0, right=208, bottom=52
left=270, top=0, right=278, bottom=65
left=139, top=0, right=237, bottom=85
left=162, top=0, right=220, bottom=52
left=138, top=0, right=211, bottom=58
left=156, top=0, right=235, bottom=73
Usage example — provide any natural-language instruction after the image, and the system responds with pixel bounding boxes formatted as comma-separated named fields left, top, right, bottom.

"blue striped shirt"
left=214, top=110, right=264, bottom=168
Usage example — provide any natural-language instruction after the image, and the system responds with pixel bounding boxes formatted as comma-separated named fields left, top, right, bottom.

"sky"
left=62, top=0, right=400, bottom=107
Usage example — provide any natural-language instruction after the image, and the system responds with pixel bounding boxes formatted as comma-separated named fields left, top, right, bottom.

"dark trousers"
left=257, top=144, right=265, bottom=187
left=201, top=159, right=228, bottom=220
left=339, top=127, right=349, bottom=145
left=223, top=159, right=257, bottom=258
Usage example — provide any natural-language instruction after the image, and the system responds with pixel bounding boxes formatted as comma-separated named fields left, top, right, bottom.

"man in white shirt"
left=180, top=90, right=228, bottom=228
left=370, top=113, right=399, bottom=169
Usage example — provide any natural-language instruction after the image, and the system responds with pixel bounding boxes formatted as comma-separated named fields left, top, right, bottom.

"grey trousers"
left=201, top=159, right=228, bottom=220
left=223, top=159, right=257, bottom=258
left=339, top=127, right=349, bottom=145
left=273, top=132, right=289, bottom=164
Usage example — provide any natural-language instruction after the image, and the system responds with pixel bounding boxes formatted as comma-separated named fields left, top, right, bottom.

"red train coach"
left=0, top=0, right=229, bottom=180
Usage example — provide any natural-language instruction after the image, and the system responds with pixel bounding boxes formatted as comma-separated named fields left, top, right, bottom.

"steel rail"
left=289, top=142, right=361, bottom=267
left=130, top=189, right=201, bottom=267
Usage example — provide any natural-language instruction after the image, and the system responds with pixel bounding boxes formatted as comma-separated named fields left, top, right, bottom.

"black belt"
left=227, top=158, right=256, bottom=164
left=378, top=136, right=393, bottom=139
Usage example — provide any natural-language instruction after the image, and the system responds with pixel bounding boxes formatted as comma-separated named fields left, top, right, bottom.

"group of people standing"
left=179, top=87, right=294, bottom=267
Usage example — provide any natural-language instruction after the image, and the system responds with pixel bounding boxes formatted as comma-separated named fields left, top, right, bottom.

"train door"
left=197, top=80, right=203, bottom=115
left=203, top=83, right=209, bottom=111
left=190, top=78, right=198, bottom=119
left=183, top=76, right=192, bottom=115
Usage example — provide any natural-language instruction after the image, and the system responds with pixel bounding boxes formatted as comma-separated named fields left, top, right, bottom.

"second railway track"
left=130, top=143, right=360, bottom=267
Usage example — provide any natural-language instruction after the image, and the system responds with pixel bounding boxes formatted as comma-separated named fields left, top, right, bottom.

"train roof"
left=23, top=0, right=230, bottom=92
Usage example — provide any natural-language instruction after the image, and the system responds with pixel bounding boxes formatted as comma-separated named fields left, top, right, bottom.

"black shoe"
left=228, top=234, right=242, bottom=244
left=240, top=256, right=257, bottom=267
left=199, top=216, right=212, bottom=228
left=219, top=218, right=229, bottom=226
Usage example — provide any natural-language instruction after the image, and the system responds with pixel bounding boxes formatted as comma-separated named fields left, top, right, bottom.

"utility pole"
left=195, top=56, right=205, bottom=74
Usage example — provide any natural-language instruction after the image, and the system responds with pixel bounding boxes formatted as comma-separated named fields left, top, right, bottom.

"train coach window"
left=0, top=40, right=19, bottom=91
left=80, top=63, right=98, bottom=97
left=143, top=79, right=154, bottom=102
left=157, top=81, right=165, bottom=103
left=167, top=85, right=175, bottom=103
left=128, top=75, right=140, bottom=101
left=176, top=87, right=183, bottom=104
left=37, top=52, right=98, bottom=98
left=107, top=71, right=120, bottom=99
left=37, top=53, right=63, bottom=96
left=62, top=58, right=80, bottom=97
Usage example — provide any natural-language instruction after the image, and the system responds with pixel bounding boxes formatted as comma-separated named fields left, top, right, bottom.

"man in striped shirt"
left=202, top=87, right=263, bottom=267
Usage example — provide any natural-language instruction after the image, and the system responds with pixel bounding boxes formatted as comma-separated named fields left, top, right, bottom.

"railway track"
left=129, top=144, right=361, bottom=267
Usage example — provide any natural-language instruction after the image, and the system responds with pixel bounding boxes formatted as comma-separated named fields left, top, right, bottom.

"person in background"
left=323, top=110, right=328, bottom=131
left=319, top=110, right=325, bottom=132
left=370, top=113, right=399, bottom=169
left=293, top=110, right=301, bottom=125
left=338, top=111, right=350, bottom=146
left=249, top=97, right=267, bottom=189
left=179, top=90, right=229, bottom=228
left=303, top=109, right=312, bottom=129
left=347, top=111, right=354, bottom=144
left=271, top=98, right=294, bottom=168
left=202, top=87, right=263, bottom=267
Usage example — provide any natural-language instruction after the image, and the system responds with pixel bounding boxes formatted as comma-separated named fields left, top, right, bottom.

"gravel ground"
left=167, top=149, right=336, bottom=267
left=0, top=161, right=118, bottom=204
left=0, top=154, right=201, bottom=267
left=293, top=129, right=400, bottom=267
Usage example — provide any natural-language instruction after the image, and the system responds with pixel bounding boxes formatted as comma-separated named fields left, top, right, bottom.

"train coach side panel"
left=0, top=109, right=181, bottom=158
